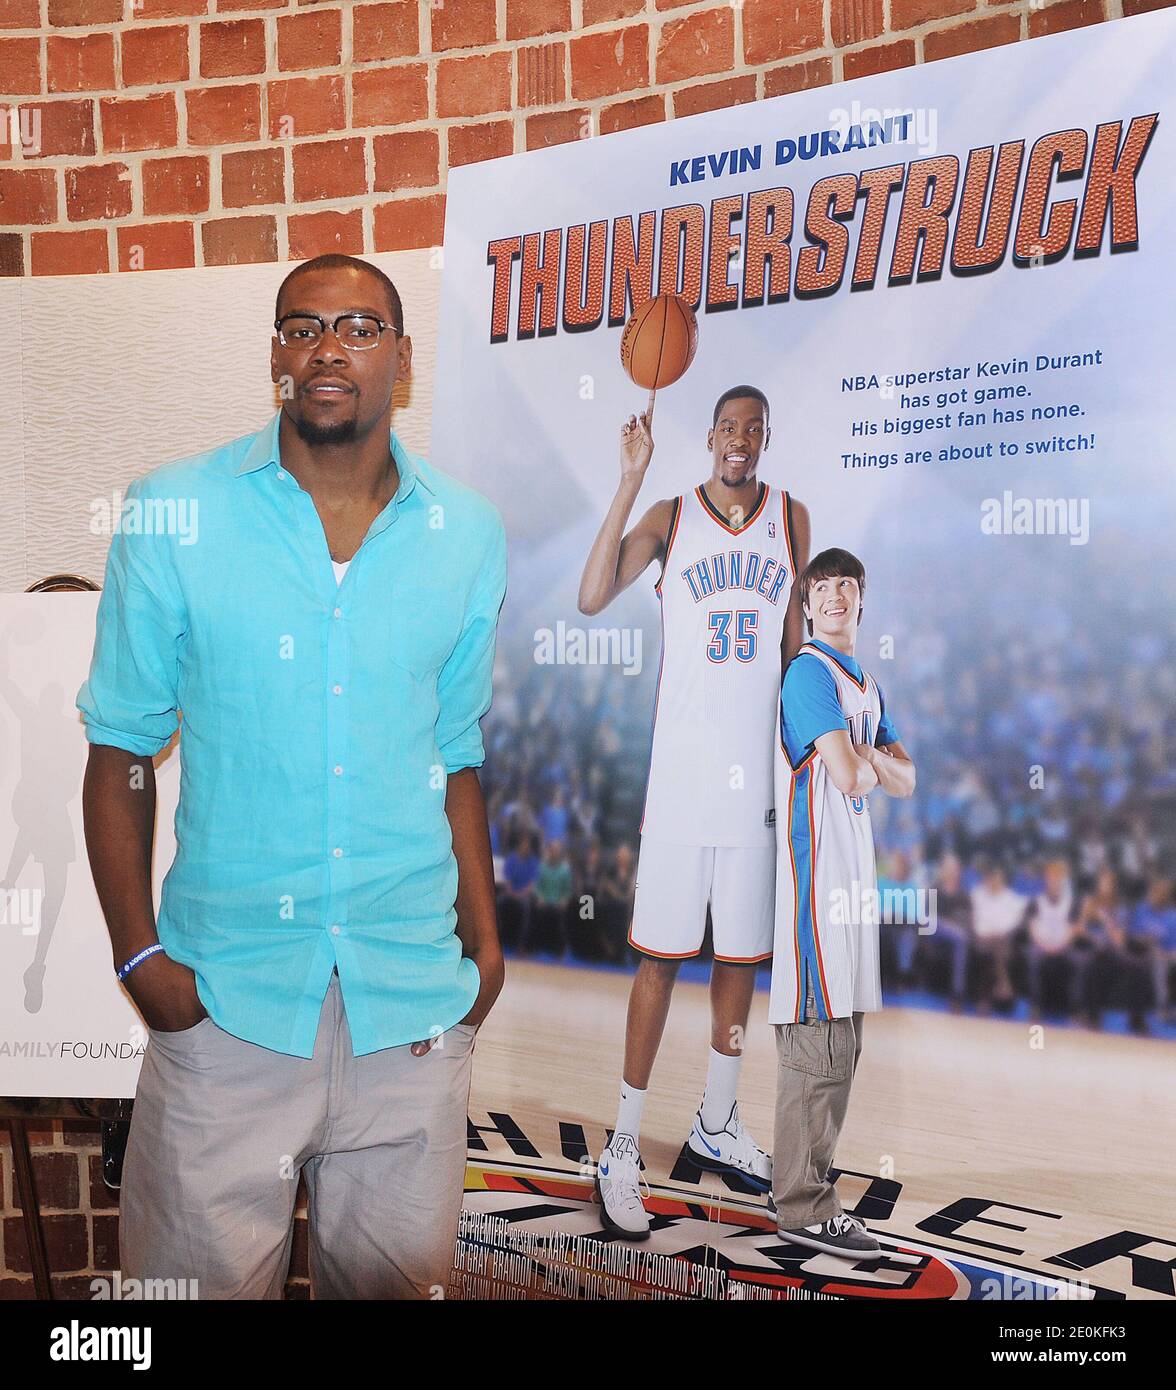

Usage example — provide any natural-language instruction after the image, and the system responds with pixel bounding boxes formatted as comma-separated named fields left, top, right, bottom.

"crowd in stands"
left=481, top=545, right=1176, bottom=1035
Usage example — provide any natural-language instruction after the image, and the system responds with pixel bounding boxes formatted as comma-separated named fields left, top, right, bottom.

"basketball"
left=619, top=293, right=698, bottom=391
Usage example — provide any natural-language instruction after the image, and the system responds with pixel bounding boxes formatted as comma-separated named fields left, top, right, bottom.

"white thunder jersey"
left=770, top=642, right=884, bottom=1022
left=640, top=483, right=796, bottom=847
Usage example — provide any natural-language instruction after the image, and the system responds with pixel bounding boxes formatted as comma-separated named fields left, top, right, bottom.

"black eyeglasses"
left=274, top=313, right=399, bottom=351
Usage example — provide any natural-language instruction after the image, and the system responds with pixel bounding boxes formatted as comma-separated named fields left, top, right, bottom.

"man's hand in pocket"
left=125, top=952, right=208, bottom=1033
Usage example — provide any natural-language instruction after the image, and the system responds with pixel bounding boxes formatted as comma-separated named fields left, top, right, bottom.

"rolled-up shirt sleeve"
left=76, top=477, right=187, bottom=757
left=435, top=509, right=507, bottom=774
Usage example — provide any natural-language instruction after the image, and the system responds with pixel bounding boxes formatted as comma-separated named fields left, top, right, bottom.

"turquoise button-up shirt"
left=77, top=410, right=507, bottom=1058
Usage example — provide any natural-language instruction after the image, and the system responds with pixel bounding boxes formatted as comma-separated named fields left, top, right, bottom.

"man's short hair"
left=712, top=384, right=770, bottom=429
left=275, top=254, right=404, bottom=335
left=799, top=547, right=866, bottom=634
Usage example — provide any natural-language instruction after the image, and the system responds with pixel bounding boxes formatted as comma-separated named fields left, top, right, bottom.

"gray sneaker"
left=777, top=1213, right=881, bottom=1258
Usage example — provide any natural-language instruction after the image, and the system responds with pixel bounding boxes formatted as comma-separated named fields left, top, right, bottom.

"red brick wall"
left=1, top=1122, right=115, bottom=1300
left=2, top=0, right=1172, bottom=278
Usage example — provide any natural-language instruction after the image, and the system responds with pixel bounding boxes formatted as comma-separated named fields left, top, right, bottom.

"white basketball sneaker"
left=594, top=1132, right=651, bottom=1241
left=686, top=1103, right=772, bottom=1194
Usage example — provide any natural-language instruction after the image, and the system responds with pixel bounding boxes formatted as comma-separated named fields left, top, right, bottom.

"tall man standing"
left=78, top=254, right=507, bottom=1299
left=579, top=387, right=810, bottom=1239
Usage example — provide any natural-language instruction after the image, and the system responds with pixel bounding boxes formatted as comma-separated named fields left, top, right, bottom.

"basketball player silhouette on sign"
left=579, top=294, right=811, bottom=1240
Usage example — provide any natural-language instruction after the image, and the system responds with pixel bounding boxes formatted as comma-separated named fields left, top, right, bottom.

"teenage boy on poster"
left=769, top=548, right=915, bottom=1258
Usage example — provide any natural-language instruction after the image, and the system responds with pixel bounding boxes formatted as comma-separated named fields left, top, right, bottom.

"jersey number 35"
left=707, top=610, right=758, bottom=663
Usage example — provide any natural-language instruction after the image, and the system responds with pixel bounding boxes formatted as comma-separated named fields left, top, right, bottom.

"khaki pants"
left=120, top=972, right=476, bottom=1300
left=771, top=977, right=864, bottom=1228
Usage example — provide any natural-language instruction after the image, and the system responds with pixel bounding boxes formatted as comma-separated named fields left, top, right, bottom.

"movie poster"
left=431, top=11, right=1176, bottom=1300
left=0, top=594, right=182, bottom=1096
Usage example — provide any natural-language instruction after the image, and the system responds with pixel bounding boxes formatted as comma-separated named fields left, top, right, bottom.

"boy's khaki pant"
left=772, top=977, right=864, bottom=1228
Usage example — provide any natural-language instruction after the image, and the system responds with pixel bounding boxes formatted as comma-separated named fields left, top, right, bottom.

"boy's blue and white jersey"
left=769, top=639, right=900, bottom=1022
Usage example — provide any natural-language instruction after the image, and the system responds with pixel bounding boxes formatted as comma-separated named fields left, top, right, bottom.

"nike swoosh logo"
left=696, top=1134, right=722, bottom=1158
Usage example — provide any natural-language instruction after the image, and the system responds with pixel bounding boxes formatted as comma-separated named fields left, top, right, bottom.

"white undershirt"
left=332, top=559, right=350, bottom=585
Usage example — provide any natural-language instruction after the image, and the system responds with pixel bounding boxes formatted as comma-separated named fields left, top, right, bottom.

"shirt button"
left=277, top=469, right=287, bottom=480
left=333, top=607, right=342, bottom=619
left=330, top=925, right=341, bottom=936
left=333, top=765, right=343, bottom=776
left=332, top=684, right=343, bottom=695
left=333, top=847, right=344, bottom=858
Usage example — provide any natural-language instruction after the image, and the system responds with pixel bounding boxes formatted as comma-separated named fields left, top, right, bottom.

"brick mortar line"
left=508, top=41, right=516, bottom=146
left=340, top=2, right=353, bottom=74
left=414, top=0, right=433, bottom=58
left=7, top=122, right=456, bottom=173
left=279, top=138, right=292, bottom=245
left=53, top=159, right=64, bottom=229
left=42, top=183, right=457, bottom=235
left=358, top=13, right=373, bottom=228
left=30, top=186, right=450, bottom=237
left=259, top=17, right=272, bottom=178
left=206, top=104, right=221, bottom=208
left=24, top=61, right=443, bottom=97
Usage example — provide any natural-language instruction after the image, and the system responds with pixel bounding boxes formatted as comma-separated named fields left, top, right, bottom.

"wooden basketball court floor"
left=464, top=959, right=1175, bottom=1300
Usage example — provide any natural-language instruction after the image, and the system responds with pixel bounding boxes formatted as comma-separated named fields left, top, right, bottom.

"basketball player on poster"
left=770, top=549, right=915, bottom=1257
left=579, top=379, right=810, bottom=1239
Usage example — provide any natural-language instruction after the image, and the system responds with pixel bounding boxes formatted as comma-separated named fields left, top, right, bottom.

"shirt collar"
left=235, top=410, right=435, bottom=499
left=810, top=637, right=863, bottom=681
